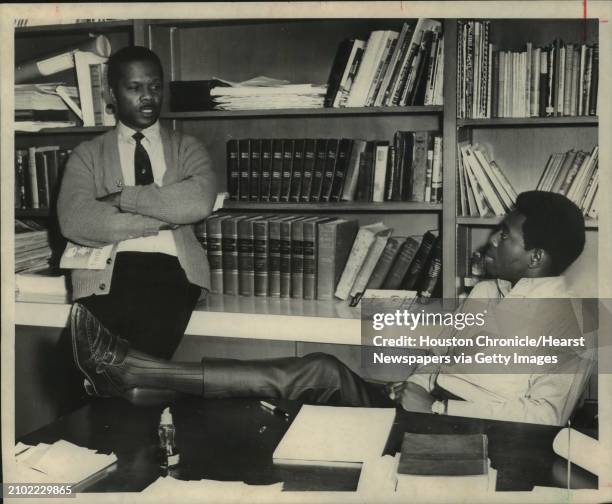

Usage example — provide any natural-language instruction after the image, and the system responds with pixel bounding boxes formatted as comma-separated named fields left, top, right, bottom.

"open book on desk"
left=272, top=405, right=395, bottom=468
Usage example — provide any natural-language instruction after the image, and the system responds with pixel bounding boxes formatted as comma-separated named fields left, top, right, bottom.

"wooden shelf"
left=457, top=116, right=598, bottom=128
left=162, top=106, right=443, bottom=120
left=16, top=126, right=113, bottom=135
left=15, top=20, right=133, bottom=35
left=221, top=201, right=443, bottom=213
left=16, top=209, right=53, bottom=218
left=457, top=215, right=598, bottom=230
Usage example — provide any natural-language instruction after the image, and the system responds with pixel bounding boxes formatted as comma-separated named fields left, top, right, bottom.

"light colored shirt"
left=407, top=277, right=595, bottom=426
left=115, top=120, right=177, bottom=256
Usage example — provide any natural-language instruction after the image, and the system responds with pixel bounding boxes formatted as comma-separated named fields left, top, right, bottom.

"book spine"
left=280, top=139, right=294, bottom=202
left=410, top=131, right=430, bottom=202
left=238, top=217, right=257, bottom=297
left=15, top=149, right=28, bottom=209
left=289, top=139, right=305, bottom=202
left=372, top=142, right=389, bottom=202
left=302, top=219, right=319, bottom=300
left=381, top=237, right=420, bottom=289
left=355, top=144, right=374, bottom=202
left=268, top=218, right=282, bottom=297
left=324, top=39, right=355, bottom=108
left=402, top=231, right=437, bottom=290
left=300, top=139, right=316, bottom=202
left=334, top=227, right=375, bottom=300
left=253, top=219, right=270, bottom=296
left=310, top=139, right=328, bottom=202
left=588, top=44, right=598, bottom=115
left=35, top=151, right=49, bottom=209
left=280, top=218, right=296, bottom=298
left=260, top=139, right=272, bottom=202
left=341, top=139, right=366, bottom=201
left=418, top=236, right=442, bottom=299
left=317, top=220, right=358, bottom=300
left=366, top=236, right=406, bottom=289
left=238, top=139, right=251, bottom=202
left=27, top=146, right=39, bottom=209
left=249, top=138, right=262, bottom=201
left=320, top=138, right=339, bottom=202
left=222, top=216, right=241, bottom=295
left=269, top=139, right=284, bottom=202
left=431, top=136, right=443, bottom=204
left=226, top=140, right=239, bottom=201
left=290, top=219, right=305, bottom=299
left=206, top=216, right=225, bottom=294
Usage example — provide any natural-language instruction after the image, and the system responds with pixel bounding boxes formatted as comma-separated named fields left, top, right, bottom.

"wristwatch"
left=431, top=400, right=447, bottom=415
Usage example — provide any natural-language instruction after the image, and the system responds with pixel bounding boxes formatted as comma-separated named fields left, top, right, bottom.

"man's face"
left=484, top=210, right=533, bottom=283
left=111, top=60, right=162, bottom=131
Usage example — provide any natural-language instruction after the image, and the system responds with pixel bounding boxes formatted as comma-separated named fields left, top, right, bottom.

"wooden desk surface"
left=19, top=397, right=597, bottom=493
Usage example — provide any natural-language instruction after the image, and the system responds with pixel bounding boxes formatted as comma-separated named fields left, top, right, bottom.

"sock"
left=116, top=349, right=204, bottom=396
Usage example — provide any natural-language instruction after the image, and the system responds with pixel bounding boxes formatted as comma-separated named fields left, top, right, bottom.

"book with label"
left=268, top=216, right=291, bottom=298
left=302, top=217, right=334, bottom=300
left=320, top=138, right=339, bottom=202
left=280, top=216, right=305, bottom=298
left=269, top=139, right=284, bottom=202
left=381, top=236, right=421, bottom=289
left=300, top=139, right=317, bottom=202
left=317, top=219, right=359, bottom=300
left=280, top=139, right=294, bottom=202
left=205, top=214, right=231, bottom=294
left=222, top=215, right=248, bottom=295
left=249, top=138, right=262, bottom=201
left=341, top=139, right=367, bottom=201
left=238, top=216, right=262, bottom=297
left=366, top=236, right=407, bottom=290
left=259, top=139, right=273, bottom=202
left=252, top=218, right=270, bottom=297
left=402, top=230, right=438, bottom=290
left=349, top=226, right=392, bottom=304
left=309, top=139, right=328, bottom=202
left=289, top=138, right=305, bottom=202
left=238, top=139, right=251, bottom=202
left=226, top=139, right=239, bottom=200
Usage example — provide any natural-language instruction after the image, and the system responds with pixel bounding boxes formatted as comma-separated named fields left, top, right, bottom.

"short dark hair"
left=107, top=46, right=163, bottom=91
left=515, top=191, right=585, bottom=275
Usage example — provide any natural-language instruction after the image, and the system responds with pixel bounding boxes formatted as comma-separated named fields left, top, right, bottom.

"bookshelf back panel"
left=180, top=115, right=441, bottom=190
left=488, top=19, right=598, bottom=50
left=469, top=126, right=598, bottom=193
left=169, top=19, right=415, bottom=84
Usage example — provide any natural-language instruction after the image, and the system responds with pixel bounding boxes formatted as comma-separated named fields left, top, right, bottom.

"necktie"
left=133, top=131, right=153, bottom=185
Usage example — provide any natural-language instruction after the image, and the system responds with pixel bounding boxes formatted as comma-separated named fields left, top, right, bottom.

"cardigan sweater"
left=57, top=126, right=217, bottom=300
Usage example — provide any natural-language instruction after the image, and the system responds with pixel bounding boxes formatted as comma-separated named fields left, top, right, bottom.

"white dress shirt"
left=407, top=277, right=595, bottom=426
left=115, top=120, right=177, bottom=256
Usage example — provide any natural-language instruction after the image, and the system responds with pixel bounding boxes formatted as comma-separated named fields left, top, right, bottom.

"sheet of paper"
left=273, top=405, right=395, bottom=466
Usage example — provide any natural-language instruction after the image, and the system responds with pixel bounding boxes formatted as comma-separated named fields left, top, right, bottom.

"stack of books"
left=226, top=133, right=442, bottom=204
left=325, top=19, right=443, bottom=108
left=15, top=146, right=71, bottom=210
left=15, top=84, right=79, bottom=131
left=457, top=142, right=517, bottom=217
left=536, top=146, right=599, bottom=218
left=458, top=20, right=599, bottom=119
left=210, top=84, right=326, bottom=110
left=15, top=220, right=53, bottom=273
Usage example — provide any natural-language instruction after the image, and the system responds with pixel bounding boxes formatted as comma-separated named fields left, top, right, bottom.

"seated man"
left=71, top=191, right=593, bottom=425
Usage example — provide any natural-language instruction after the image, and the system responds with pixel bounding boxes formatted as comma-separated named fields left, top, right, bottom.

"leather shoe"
left=70, top=302, right=131, bottom=397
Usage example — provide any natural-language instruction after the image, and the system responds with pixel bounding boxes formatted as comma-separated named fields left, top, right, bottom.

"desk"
left=18, top=397, right=597, bottom=493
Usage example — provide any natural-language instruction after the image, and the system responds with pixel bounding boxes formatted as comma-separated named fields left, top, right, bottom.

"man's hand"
left=387, top=381, right=436, bottom=413
left=97, top=192, right=122, bottom=208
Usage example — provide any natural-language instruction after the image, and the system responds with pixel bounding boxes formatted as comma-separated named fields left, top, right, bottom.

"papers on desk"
left=13, top=440, right=117, bottom=489
left=143, top=476, right=283, bottom=498
left=273, top=405, right=395, bottom=467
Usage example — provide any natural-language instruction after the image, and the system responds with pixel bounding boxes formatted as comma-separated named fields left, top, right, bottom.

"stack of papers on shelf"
left=15, top=272, right=68, bottom=303
left=15, top=225, right=53, bottom=273
left=14, top=441, right=117, bottom=490
left=15, top=83, right=79, bottom=131
left=210, top=75, right=326, bottom=110
left=143, top=476, right=283, bottom=498
left=273, top=405, right=395, bottom=467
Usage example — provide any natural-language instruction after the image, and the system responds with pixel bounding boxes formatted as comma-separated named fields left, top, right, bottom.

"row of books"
left=325, top=19, right=444, bottom=107
left=457, top=20, right=599, bottom=118
left=15, top=220, right=53, bottom=273
left=457, top=142, right=517, bottom=217
left=226, top=132, right=442, bottom=204
left=15, top=146, right=71, bottom=210
left=536, top=146, right=599, bottom=218
left=335, top=225, right=441, bottom=306
left=15, top=35, right=115, bottom=130
left=325, top=19, right=443, bottom=108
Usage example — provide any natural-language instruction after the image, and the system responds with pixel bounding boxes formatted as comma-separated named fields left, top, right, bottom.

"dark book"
left=249, top=138, right=262, bottom=201
left=320, top=138, right=339, bottom=202
left=43, top=147, right=61, bottom=208
left=269, top=139, right=284, bottom=202
left=324, top=39, right=358, bottom=108
left=289, top=138, right=305, bottom=203
left=206, top=214, right=231, bottom=294
left=238, top=216, right=260, bottom=297
left=169, top=80, right=217, bottom=111
left=34, top=150, right=50, bottom=209
left=409, top=29, right=435, bottom=105
left=398, top=131, right=415, bottom=201
left=355, top=142, right=375, bottom=202
left=269, top=216, right=289, bottom=298
left=15, top=109, right=73, bottom=122
left=588, top=44, right=598, bottom=116
left=539, top=48, right=549, bottom=117
left=280, top=216, right=305, bottom=298
left=381, top=236, right=420, bottom=289
left=26, top=147, right=39, bottom=209
left=226, top=140, right=239, bottom=201
left=290, top=218, right=308, bottom=299
left=222, top=215, right=247, bottom=295
left=329, top=138, right=353, bottom=202
left=410, top=131, right=432, bottom=202
left=309, top=139, right=328, bottom=202
left=365, top=236, right=407, bottom=290
left=238, top=139, right=251, bottom=202
left=341, top=139, right=367, bottom=201
left=15, top=149, right=28, bottom=209
left=303, top=217, right=333, bottom=300
left=398, top=432, right=488, bottom=476
left=253, top=218, right=270, bottom=297
left=385, top=145, right=397, bottom=201
left=300, top=139, right=317, bottom=202
left=260, top=139, right=273, bottom=202
left=316, top=218, right=359, bottom=300
left=418, top=235, right=442, bottom=300
left=280, top=139, right=294, bottom=202
left=402, top=230, right=438, bottom=290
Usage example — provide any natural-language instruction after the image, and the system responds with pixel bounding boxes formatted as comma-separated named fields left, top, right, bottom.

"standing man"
left=58, top=46, right=216, bottom=370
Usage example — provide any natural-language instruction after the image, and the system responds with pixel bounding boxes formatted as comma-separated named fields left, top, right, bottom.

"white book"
left=333, top=39, right=367, bottom=108
left=372, top=144, right=389, bottom=202
left=349, top=228, right=392, bottom=300
left=374, top=22, right=411, bottom=107
left=345, top=31, right=388, bottom=107
left=472, top=145, right=514, bottom=210
left=461, top=145, right=504, bottom=215
left=74, top=51, right=108, bottom=127
left=461, top=146, right=491, bottom=217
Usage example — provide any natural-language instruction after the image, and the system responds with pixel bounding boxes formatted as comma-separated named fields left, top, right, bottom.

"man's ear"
left=529, top=248, right=550, bottom=269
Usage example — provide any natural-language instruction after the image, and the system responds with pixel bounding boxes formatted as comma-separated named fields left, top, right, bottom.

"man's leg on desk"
left=71, top=303, right=393, bottom=407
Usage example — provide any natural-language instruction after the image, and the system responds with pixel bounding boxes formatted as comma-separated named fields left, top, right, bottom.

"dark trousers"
left=79, top=252, right=200, bottom=359
left=202, top=352, right=396, bottom=408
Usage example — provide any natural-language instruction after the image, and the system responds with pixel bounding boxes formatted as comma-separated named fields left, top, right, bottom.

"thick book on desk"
left=398, top=432, right=488, bottom=476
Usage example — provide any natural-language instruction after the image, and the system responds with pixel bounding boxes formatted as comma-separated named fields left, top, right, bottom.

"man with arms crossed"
left=70, top=190, right=592, bottom=426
